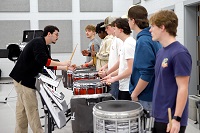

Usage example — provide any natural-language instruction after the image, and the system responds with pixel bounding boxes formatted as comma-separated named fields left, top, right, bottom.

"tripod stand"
left=0, top=49, right=9, bottom=103
left=0, top=82, right=16, bottom=104
left=0, top=44, right=21, bottom=104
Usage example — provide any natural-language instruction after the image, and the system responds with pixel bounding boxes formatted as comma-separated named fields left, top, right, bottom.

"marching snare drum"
left=73, top=70, right=98, bottom=82
left=93, top=100, right=143, bottom=133
left=73, top=79, right=105, bottom=95
left=62, top=70, right=73, bottom=89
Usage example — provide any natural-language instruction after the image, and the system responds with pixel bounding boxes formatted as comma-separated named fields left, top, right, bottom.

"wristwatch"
left=173, top=116, right=181, bottom=122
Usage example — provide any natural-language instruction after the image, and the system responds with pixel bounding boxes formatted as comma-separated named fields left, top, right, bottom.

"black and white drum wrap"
left=62, top=68, right=93, bottom=89
left=93, top=100, right=143, bottom=133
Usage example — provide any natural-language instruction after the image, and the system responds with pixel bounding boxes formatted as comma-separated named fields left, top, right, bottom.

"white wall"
left=0, top=0, right=133, bottom=77
left=142, top=0, right=185, bottom=44
left=0, top=0, right=197, bottom=78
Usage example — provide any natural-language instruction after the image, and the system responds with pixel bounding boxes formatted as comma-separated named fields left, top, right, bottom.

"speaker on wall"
left=22, top=30, right=43, bottom=43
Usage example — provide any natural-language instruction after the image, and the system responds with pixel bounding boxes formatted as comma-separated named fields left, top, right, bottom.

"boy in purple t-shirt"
left=149, top=10, right=192, bottom=133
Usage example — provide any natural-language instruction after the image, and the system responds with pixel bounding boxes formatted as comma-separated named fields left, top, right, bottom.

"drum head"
left=76, top=79, right=100, bottom=84
left=73, top=79, right=103, bottom=88
left=93, top=100, right=143, bottom=118
left=96, top=100, right=141, bottom=112
left=75, top=67, right=92, bottom=71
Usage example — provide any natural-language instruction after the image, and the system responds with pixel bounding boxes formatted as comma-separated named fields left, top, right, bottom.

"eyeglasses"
left=53, top=32, right=59, bottom=36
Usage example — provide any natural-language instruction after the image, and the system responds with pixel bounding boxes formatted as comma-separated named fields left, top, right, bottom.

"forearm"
left=115, top=68, right=132, bottom=81
left=110, top=69, right=118, bottom=77
left=131, top=79, right=149, bottom=97
left=102, top=64, right=108, bottom=70
left=49, top=60, right=64, bottom=66
left=86, top=59, right=93, bottom=66
left=174, top=86, right=188, bottom=117
left=57, top=66, right=67, bottom=70
left=107, top=61, right=119, bottom=75
left=174, top=76, right=190, bottom=117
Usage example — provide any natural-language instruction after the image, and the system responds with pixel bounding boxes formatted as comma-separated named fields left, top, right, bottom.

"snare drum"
left=93, top=100, right=143, bottom=133
left=73, top=70, right=98, bottom=82
left=62, top=70, right=73, bottom=89
left=73, top=79, right=105, bottom=95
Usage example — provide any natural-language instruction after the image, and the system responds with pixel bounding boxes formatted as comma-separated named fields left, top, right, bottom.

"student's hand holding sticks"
left=166, top=108, right=180, bottom=133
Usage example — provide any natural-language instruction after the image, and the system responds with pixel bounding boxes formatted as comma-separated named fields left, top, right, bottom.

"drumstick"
left=168, top=108, right=172, bottom=130
left=91, top=43, right=95, bottom=51
left=91, top=43, right=95, bottom=66
left=70, top=43, right=78, bottom=61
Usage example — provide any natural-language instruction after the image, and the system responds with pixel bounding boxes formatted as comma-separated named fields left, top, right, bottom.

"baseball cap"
left=101, top=16, right=116, bottom=28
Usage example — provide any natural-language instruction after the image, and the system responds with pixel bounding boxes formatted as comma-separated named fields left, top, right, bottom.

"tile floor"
left=0, top=78, right=200, bottom=133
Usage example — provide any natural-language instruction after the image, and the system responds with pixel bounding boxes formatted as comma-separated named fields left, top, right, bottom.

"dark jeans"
left=153, top=121, right=186, bottom=133
left=109, top=81, right=119, bottom=100
left=118, top=90, right=131, bottom=100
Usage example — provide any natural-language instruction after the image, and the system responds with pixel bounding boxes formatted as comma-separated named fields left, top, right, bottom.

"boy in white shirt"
left=103, top=18, right=136, bottom=100
left=98, top=16, right=123, bottom=99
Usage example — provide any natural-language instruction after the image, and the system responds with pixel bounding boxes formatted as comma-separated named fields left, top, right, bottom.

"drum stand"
left=142, top=109, right=154, bottom=133
left=5, top=87, right=15, bottom=102
left=41, top=97, right=55, bottom=133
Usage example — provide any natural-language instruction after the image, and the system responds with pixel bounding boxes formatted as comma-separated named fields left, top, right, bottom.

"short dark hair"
left=128, top=5, right=149, bottom=29
left=43, top=25, right=59, bottom=37
left=113, top=18, right=132, bottom=35
left=96, top=22, right=106, bottom=34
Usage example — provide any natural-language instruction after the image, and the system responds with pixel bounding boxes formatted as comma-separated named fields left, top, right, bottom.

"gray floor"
left=0, top=78, right=200, bottom=133
left=0, top=78, right=73, bottom=133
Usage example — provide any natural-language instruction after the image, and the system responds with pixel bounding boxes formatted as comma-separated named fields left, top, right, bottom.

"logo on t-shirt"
left=162, top=58, right=168, bottom=68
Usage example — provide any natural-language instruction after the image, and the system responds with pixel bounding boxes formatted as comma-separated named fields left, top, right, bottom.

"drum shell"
left=70, top=93, right=115, bottom=133
left=73, top=79, right=106, bottom=95
left=62, top=70, right=73, bottom=89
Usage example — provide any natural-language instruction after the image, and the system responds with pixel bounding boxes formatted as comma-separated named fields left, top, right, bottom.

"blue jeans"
left=109, top=81, right=119, bottom=100
left=138, top=100, right=152, bottom=116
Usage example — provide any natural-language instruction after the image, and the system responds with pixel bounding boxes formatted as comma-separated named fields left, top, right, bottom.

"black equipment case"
left=70, top=93, right=114, bottom=133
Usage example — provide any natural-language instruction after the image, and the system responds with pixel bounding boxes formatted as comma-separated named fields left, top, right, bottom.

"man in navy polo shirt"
left=149, top=10, right=192, bottom=133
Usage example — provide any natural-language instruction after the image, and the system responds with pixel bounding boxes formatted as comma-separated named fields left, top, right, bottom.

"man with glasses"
left=9, top=25, right=73, bottom=133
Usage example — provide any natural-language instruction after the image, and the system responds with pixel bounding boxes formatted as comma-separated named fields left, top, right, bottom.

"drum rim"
left=73, top=70, right=98, bottom=74
left=73, top=79, right=101, bottom=83
left=73, top=82, right=103, bottom=87
left=93, top=100, right=143, bottom=119
left=71, top=93, right=112, bottom=99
